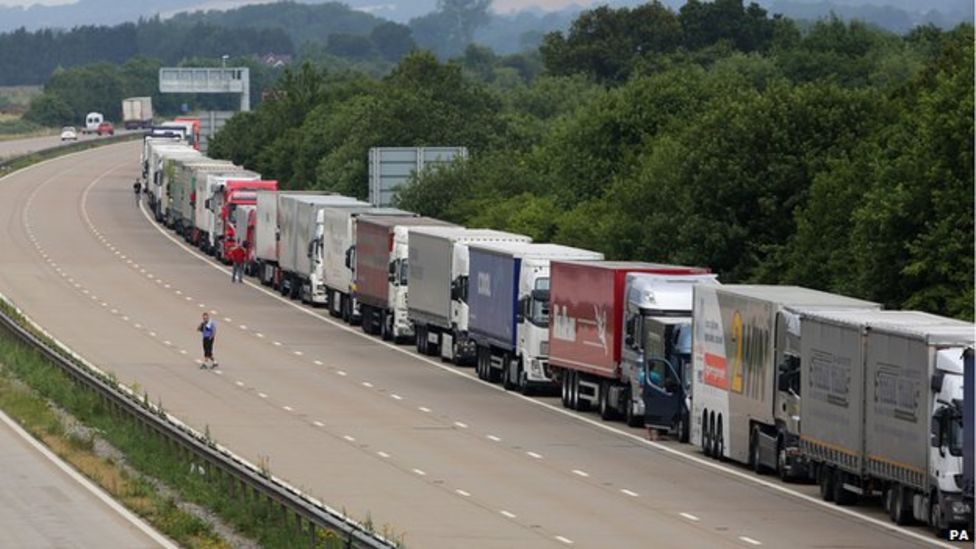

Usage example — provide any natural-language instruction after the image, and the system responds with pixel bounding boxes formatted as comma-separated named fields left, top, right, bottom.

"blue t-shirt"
left=202, top=320, right=215, bottom=339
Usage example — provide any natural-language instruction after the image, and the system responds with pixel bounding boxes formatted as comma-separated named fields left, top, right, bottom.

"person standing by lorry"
left=197, top=312, right=218, bottom=369
left=230, top=242, right=246, bottom=283
left=133, top=180, right=142, bottom=206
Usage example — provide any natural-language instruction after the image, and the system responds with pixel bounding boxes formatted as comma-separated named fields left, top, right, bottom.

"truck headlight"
left=950, top=501, right=971, bottom=515
left=530, top=359, right=543, bottom=376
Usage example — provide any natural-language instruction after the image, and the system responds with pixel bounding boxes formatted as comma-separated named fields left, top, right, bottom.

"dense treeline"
left=23, top=56, right=281, bottom=126
left=209, top=2, right=974, bottom=320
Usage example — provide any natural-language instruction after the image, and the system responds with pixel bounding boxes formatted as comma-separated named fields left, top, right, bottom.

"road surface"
left=0, top=409, right=172, bottom=548
left=0, top=142, right=951, bottom=548
left=0, top=131, right=131, bottom=160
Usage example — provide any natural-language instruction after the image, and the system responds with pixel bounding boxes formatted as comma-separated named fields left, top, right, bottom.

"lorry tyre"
left=715, top=416, right=725, bottom=461
left=416, top=325, right=426, bottom=353
left=361, top=306, right=373, bottom=335
left=502, top=355, right=516, bottom=390
left=561, top=374, right=569, bottom=408
left=380, top=311, right=392, bottom=341
left=929, top=491, right=946, bottom=536
left=776, top=442, right=790, bottom=482
left=891, top=485, right=913, bottom=525
left=819, top=466, right=835, bottom=502
left=599, top=381, right=614, bottom=420
left=750, top=429, right=765, bottom=474
left=624, top=388, right=641, bottom=427
left=702, top=414, right=713, bottom=457
left=568, top=371, right=579, bottom=410
left=676, top=412, right=689, bottom=443
left=832, top=469, right=856, bottom=505
left=518, top=365, right=533, bottom=396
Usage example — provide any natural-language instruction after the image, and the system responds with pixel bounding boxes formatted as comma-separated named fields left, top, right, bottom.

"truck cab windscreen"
left=530, top=278, right=550, bottom=327
left=947, top=411, right=964, bottom=457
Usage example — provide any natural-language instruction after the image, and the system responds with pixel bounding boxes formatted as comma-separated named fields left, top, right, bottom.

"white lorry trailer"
left=278, top=194, right=368, bottom=304
left=407, top=227, right=532, bottom=364
left=466, top=242, right=604, bottom=394
left=322, top=206, right=415, bottom=324
left=254, top=190, right=333, bottom=287
left=147, top=143, right=199, bottom=222
left=799, top=309, right=973, bottom=533
left=691, top=285, right=879, bottom=474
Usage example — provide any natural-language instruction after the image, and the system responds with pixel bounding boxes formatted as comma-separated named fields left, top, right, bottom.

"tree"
left=326, top=33, right=376, bottom=60
left=23, top=92, right=73, bottom=126
left=541, top=3, right=683, bottom=83
left=410, top=0, right=493, bottom=58
left=369, top=22, right=416, bottom=63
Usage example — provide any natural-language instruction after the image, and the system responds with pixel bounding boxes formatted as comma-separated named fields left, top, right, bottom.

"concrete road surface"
left=0, top=130, right=132, bottom=160
left=0, top=410, right=172, bottom=548
left=0, top=142, right=954, bottom=548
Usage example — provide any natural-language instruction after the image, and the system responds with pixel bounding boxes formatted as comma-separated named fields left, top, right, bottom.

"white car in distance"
left=60, top=126, right=78, bottom=141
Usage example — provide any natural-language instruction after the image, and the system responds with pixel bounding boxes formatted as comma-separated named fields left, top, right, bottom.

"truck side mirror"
left=625, top=334, right=634, bottom=347
left=931, top=371, right=944, bottom=393
left=307, top=241, right=314, bottom=258
left=516, top=297, right=526, bottom=323
left=204, top=198, right=211, bottom=210
left=388, top=261, right=396, bottom=283
left=344, top=248, right=352, bottom=269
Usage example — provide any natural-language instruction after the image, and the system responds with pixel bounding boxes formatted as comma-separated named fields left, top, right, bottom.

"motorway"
left=0, top=410, right=171, bottom=547
left=0, top=141, right=950, bottom=548
left=0, top=130, right=130, bottom=160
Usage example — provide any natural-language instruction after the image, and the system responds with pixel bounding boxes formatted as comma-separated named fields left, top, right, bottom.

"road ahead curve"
left=0, top=142, right=946, bottom=548
left=0, top=409, right=171, bottom=548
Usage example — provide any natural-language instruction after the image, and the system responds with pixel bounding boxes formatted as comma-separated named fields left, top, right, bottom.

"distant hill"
left=0, top=0, right=436, bottom=32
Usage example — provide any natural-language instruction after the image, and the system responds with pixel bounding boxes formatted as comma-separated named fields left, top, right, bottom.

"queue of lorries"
left=140, top=131, right=974, bottom=539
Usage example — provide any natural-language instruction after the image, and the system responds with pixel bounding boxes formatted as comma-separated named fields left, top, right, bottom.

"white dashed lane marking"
left=572, top=469, right=589, bottom=478
left=455, top=489, right=471, bottom=497
left=620, top=489, right=639, bottom=498
left=680, top=512, right=700, bottom=522
left=526, top=451, right=542, bottom=460
left=739, top=536, right=762, bottom=546
left=555, top=535, right=574, bottom=545
left=313, top=421, right=325, bottom=428
left=486, top=434, right=501, bottom=442
left=412, top=468, right=426, bottom=476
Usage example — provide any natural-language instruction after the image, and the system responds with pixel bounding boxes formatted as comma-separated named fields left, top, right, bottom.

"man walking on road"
left=133, top=180, right=142, bottom=206
left=198, top=312, right=218, bottom=369
left=230, top=242, right=246, bottom=283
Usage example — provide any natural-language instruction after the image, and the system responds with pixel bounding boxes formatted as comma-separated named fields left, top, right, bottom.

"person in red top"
left=230, top=242, right=246, bottom=283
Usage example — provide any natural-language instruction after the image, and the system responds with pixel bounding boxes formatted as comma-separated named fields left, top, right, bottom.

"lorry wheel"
left=891, top=486, right=913, bottom=525
left=518, top=367, right=533, bottom=396
left=750, top=429, right=765, bottom=474
left=502, top=359, right=516, bottom=390
left=677, top=412, right=689, bottom=443
left=819, top=466, right=835, bottom=502
left=361, top=306, right=372, bottom=335
left=714, top=417, right=725, bottom=460
left=832, top=469, right=856, bottom=506
left=568, top=371, right=578, bottom=410
left=624, top=388, right=641, bottom=427
left=702, top=414, right=713, bottom=457
left=560, top=374, right=569, bottom=407
left=929, top=491, right=946, bottom=536
left=776, top=443, right=790, bottom=482
left=599, top=381, right=614, bottom=420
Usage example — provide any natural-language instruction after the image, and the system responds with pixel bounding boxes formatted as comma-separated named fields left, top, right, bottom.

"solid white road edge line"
left=137, top=169, right=951, bottom=549
left=0, top=409, right=178, bottom=549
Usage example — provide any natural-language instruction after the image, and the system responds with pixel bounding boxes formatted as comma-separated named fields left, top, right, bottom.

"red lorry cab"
left=220, top=180, right=278, bottom=260
left=548, top=261, right=710, bottom=379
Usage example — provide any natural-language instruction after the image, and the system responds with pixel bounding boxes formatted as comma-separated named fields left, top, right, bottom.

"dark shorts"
left=202, top=337, right=214, bottom=358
